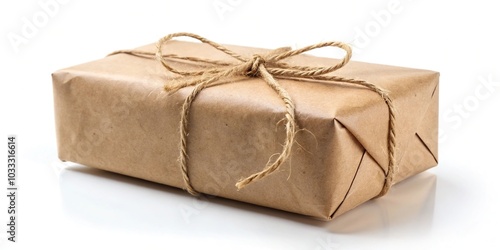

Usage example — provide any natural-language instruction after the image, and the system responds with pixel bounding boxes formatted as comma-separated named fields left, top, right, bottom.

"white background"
left=1, top=0, right=499, bottom=249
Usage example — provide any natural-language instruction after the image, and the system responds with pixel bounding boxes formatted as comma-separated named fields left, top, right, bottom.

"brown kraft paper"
left=52, top=39, right=439, bottom=220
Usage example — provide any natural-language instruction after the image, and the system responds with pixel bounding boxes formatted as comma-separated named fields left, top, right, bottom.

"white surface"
left=1, top=0, right=499, bottom=249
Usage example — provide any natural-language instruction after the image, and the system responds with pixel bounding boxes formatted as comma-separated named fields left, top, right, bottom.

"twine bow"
left=110, top=32, right=397, bottom=198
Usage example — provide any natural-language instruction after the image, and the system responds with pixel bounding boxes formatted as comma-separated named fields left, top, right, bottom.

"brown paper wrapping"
left=52, top=40, right=439, bottom=220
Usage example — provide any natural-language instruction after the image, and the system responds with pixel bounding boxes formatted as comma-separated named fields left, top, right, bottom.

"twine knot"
left=109, top=32, right=398, bottom=198
left=246, top=54, right=265, bottom=77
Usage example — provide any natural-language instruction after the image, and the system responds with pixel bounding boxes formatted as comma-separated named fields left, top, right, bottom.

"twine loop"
left=109, top=32, right=397, bottom=198
left=246, top=54, right=265, bottom=76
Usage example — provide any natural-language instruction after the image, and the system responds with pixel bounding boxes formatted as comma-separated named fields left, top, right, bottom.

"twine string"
left=110, top=32, right=397, bottom=198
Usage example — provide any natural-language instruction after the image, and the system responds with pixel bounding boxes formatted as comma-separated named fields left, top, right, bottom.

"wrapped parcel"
left=53, top=37, right=438, bottom=220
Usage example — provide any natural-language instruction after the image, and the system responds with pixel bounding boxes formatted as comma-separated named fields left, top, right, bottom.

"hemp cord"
left=109, top=32, right=397, bottom=198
